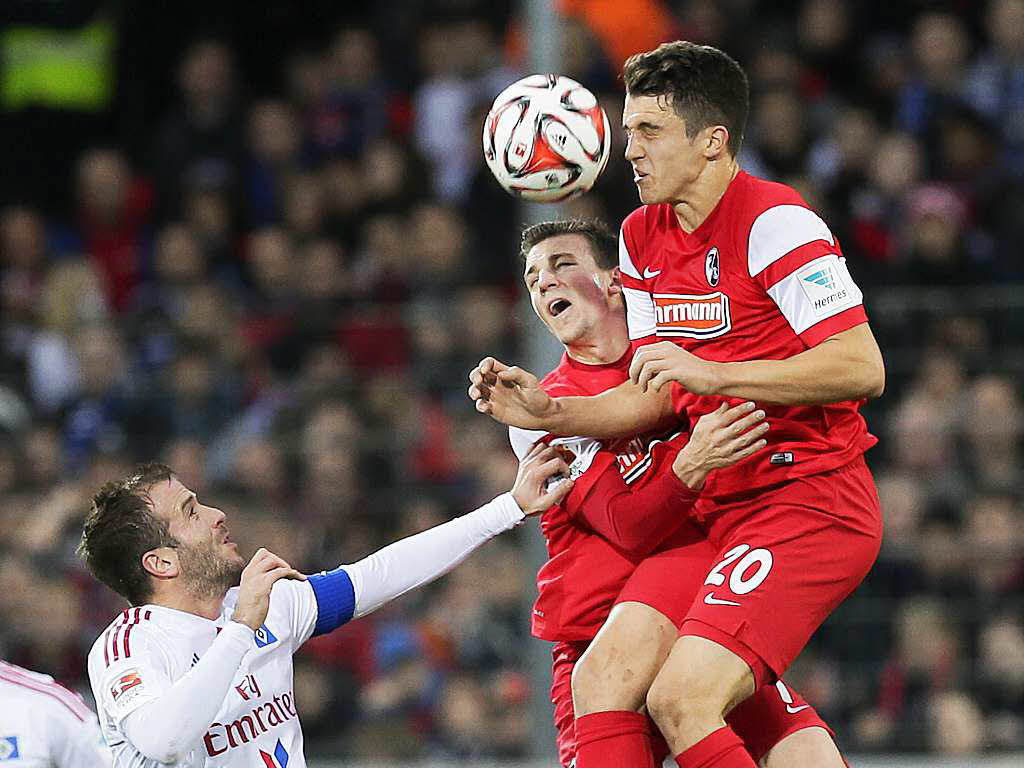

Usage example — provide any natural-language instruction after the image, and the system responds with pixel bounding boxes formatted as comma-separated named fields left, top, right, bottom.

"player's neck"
left=565, top=331, right=630, bottom=366
left=149, top=586, right=225, bottom=621
left=672, top=157, right=740, bottom=233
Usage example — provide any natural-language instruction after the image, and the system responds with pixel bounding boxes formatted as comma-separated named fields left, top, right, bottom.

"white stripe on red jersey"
left=746, top=204, right=834, bottom=277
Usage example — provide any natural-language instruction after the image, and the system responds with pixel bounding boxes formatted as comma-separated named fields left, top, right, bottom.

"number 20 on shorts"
left=704, top=544, right=774, bottom=596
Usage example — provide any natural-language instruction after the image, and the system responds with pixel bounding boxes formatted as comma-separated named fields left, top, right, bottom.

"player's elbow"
left=859, top=348, right=885, bottom=400
left=617, top=531, right=660, bottom=560
left=138, top=742, right=181, bottom=765
left=125, top=718, right=185, bottom=764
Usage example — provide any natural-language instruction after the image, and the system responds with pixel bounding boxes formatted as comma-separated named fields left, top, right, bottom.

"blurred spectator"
left=244, top=100, right=302, bottom=227
left=151, top=39, right=242, bottom=222
left=413, top=16, right=516, bottom=202
left=962, top=0, right=1024, bottom=173
left=897, top=12, right=971, bottom=136
left=65, top=148, right=153, bottom=312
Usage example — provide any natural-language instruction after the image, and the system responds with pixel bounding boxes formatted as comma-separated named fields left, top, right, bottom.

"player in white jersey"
left=0, top=660, right=111, bottom=767
left=80, top=448, right=571, bottom=767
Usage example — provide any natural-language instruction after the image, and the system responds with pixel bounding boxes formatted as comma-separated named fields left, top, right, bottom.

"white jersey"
left=85, top=492, right=525, bottom=768
left=88, top=579, right=317, bottom=768
left=0, top=660, right=110, bottom=767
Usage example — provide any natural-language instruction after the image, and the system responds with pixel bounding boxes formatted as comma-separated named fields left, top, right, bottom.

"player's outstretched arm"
left=629, top=323, right=885, bottom=405
left=309, top=445, right=572, bottom=628
left=567, top=403, right=768, bottom=557
left=468, top=356, right=676, bottom=438
left=114, top=549, right=305, bottom=763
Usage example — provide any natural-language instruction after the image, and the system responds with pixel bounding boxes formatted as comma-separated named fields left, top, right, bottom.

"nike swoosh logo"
left=703, top=592, right=741, bottom=606
left=786, top=705, right=810, bottom=714
left=643, top=267, right=662, bottom=278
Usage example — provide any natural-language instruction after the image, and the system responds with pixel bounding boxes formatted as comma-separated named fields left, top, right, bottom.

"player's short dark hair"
left=79, top=462, right=178, bottom=606
left=520, top=219, right=618, bottom=271
left=623, top=41, right=749, bottom=156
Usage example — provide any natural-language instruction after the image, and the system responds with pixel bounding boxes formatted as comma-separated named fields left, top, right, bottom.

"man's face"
left=523, top=234, right=619, bottom=346
left=623, top=93, right=705, bottom=204
left=147, top=477, right=244, bottom=597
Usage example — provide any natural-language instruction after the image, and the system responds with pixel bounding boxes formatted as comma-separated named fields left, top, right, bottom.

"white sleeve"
left=51, top=706, right=111, bottom=768
left=346, top=492, right=525, bottom=619
left=267, top=578, right=320, bottom=650
left=117, top=622, right=253, bottom=764
left=619, top=228, right=657, bottom=339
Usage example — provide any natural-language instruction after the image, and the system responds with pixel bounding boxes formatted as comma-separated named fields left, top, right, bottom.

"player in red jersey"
left=470, top=42, right=885, bottom=768
left=508, top=219, right=847, bottom=767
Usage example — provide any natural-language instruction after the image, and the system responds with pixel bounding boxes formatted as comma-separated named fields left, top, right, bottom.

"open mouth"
left=548, top=298, right=572, bottom=317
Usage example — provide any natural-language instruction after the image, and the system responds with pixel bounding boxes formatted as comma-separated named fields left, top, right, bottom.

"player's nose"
left=538, top=268, right=558, bottom=291
left=624, top=134, right=642, bottom=161
left=210, top=507, right=227, bottom=527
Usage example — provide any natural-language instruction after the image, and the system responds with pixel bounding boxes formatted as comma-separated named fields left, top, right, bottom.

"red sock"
left=576, top=710, right=657, bottom=768
left=674, top=727, right=757, bottom=768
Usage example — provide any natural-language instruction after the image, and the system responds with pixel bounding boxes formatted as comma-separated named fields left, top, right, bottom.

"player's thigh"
left=647, top=634, right=755, bottom=720
left=761, top=726, right=844, bottom=768
left=571, top=601, right=676, bottom=715
left=614, top=531, right=718, bottom=628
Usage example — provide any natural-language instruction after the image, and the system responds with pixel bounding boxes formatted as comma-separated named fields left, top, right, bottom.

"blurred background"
left=0, top=0, right=1022, bottom=764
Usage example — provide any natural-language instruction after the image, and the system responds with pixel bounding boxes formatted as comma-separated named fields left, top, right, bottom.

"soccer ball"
left=482, top=74, right=611, bottom=203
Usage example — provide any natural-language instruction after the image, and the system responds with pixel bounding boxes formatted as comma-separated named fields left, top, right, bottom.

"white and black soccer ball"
left=482, top=74, right=611, bottom=203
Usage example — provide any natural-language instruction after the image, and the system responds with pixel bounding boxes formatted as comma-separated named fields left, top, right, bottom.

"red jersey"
left=619, top=171, right=878, bottom=498
left=511, top=349, right=697, bottom=643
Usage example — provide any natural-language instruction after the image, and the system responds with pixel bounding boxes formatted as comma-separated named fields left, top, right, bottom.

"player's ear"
left=704, top=125, right=730, bottom=160
left=141, top=546, right=180, bottom=580
left=607, top=266, right=623, bottom=297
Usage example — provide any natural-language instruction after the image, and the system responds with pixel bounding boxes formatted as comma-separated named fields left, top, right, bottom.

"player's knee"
left=646, top=667, right=721, bottom=733
left=569, top=654, right=601, bottom=710
left=646, top=674, right=686, bottom=733
left=571, top=650, right=642, bottom=714
left=762, top=727, right=845, bottom=768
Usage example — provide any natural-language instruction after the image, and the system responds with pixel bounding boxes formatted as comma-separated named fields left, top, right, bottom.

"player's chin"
left=225, top=545, right=245, bottom=567
left=634, top=180, right=657, bottom=203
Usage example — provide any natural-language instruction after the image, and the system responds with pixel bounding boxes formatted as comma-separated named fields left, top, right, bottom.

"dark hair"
left=623, top=41, right=749, bottom=156
left=79, top=462, right=178, bottom=605
left=520, top=219, right=618, bottom=271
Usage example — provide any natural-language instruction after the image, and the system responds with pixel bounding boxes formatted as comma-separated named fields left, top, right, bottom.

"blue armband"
left=307, top=567, right=356, bottom=636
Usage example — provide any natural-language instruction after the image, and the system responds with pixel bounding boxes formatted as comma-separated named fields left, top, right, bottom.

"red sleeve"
left=564, top=438, right=699, bottom=557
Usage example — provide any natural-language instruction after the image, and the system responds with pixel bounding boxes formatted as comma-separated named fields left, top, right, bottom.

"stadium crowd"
left=0, top=0, right=1022, bottom=759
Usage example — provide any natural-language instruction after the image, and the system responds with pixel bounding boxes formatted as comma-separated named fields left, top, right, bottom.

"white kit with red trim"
left=87, top=581, right=319, bottom=767
left=0, top=660, right=110, bottom=767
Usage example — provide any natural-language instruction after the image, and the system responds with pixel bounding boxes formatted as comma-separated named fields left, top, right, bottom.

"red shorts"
left=684, top=456, right=883, bottom=686
left=613, top=526, right=717, bottom=626
left=549, top=643, right=835, bottom=767
left=550, top=640, right=588, bottom=768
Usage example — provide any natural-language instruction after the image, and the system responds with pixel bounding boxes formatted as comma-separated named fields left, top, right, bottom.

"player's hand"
left=231, top=548, right=306, bottom=631
left=629, top=341, right=721, bottom=395
left=673, top=402, right=769, bottom=489
left=511, top=442, right=574, bottom=516
left=468, top=357, right=556, bottom=429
